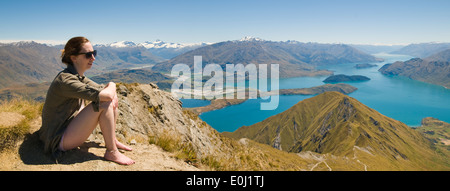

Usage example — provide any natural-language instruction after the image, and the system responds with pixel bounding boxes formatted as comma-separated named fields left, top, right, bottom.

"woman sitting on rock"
left=39, top=36, right=134, bottom=165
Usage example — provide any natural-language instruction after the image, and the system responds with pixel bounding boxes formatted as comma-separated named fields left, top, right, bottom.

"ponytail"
left=61, top=36, right=90, bottom=66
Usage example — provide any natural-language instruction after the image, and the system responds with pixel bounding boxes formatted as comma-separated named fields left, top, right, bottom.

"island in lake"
left=185, top=83, right=357, bottom=114
left=355, top=63, right=378, bottom=69
left=323, top=74, right=370, bottom=83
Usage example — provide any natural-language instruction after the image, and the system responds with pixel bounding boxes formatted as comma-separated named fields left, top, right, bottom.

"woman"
left=39, top=36, right=135, bottom=165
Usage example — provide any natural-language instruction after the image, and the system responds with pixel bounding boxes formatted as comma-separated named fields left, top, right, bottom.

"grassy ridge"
left=224, top=91, right=449, bottom=170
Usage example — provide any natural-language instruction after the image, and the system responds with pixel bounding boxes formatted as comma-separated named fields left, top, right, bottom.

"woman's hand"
left=99, top=82, right=116, bottom=102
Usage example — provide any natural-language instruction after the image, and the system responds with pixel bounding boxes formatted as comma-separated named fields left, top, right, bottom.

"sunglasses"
left=76, top=50, right=97, bottom=59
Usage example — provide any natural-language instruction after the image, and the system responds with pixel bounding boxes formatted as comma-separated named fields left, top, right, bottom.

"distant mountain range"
left=100, top=40, right=212, bottom=59
left=0, top=41, right=164, bottom=89
left=350, top=44, right=406, bottom=54
left=2, top=38, right=449, bottom=91
left=152, top=37, right=381, bottom=78
left=224, top=91, right=449, bottom=170
left=390, top=42, right=450, bottom=58
left=379, top=48, right=450, bottom=88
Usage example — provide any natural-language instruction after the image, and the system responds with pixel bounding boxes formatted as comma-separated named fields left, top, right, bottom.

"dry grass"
left=0, top=99, right=43, bottom=151
left=205, top=136, right=310, bottom=171
left=148, top=130, right=198, bottom=164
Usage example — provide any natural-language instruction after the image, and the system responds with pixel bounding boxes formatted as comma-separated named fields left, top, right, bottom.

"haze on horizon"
left=1, top=0, right=449, bottom=45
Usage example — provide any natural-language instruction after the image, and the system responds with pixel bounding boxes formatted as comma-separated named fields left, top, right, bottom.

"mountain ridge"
left=152, top=39, right=381, bottom=78
left=223, top=91, right=449, bottom=170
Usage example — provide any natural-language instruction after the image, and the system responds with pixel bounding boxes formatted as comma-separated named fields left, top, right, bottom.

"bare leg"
left=113, top=105, right=132, bottom=151
left=61, top=101, right=134, bottom=165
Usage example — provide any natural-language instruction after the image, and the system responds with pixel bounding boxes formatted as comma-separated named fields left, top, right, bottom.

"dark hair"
left=61, top=36, right=90, bottom=66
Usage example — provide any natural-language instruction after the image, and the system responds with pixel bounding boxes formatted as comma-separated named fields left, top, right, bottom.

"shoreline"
left=184, top=83, right=357, bottom=114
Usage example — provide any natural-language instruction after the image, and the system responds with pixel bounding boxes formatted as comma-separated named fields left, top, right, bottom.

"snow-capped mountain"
left=93, top=40, right=211, bottom=59
left=141, top=40, right=211, bottom=49
left=141, top=40, right=184, bottom=49
left=238, top=36, right=264, bottom=42
left=140, top=40, right=212, bottom=59
left=107, top=41, right=140, bottom=48
left=98, top=40, right=211, bottom=50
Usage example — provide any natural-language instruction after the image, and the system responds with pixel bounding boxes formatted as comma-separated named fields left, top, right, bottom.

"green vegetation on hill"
left=415, top=117, right=450, bottom=157
left=224, top=91, right=449, bottom=170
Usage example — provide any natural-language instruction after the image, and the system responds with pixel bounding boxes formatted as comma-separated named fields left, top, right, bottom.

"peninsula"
left=185, top=83, right=357, bottom=114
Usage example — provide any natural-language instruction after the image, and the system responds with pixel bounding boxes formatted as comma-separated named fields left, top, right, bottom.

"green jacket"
left=39, top=65, right=104, bottom=156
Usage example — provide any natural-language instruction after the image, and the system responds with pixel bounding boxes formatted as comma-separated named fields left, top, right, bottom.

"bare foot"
left=104, top=150, right=135, bottom=165
left=116, top=140, right=132, bottom=151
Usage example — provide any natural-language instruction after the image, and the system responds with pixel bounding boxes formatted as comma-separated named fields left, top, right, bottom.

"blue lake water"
left=180, top=99, right=211, bottom=108
left=184, top=53, right=450, bottom=132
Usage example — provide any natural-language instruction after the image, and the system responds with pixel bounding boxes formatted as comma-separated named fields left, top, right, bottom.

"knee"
left=99, top=101, right=115, bottom=112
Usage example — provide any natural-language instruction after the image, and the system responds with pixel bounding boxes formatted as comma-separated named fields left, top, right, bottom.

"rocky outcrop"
left=88, top=83, right=225, bottom=158
left=272, top=126, right=282, bottom=150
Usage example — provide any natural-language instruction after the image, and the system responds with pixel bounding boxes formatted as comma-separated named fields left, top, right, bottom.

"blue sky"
left=1, top=0, right=449, bottom=45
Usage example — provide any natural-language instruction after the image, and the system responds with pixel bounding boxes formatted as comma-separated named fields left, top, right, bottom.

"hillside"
left=152, top=38, right=381, bottom=78
left=0, top=42, right=63, bottom=89
left=224, top=91, right=449, bottom=170
left=415, top=117, right=450, bottom=153
left=379, top=49, right=450, bottom=88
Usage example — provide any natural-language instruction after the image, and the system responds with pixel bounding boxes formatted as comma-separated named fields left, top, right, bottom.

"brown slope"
left=0, top=42, right=63, bottom=89
left=224, top=91, right=449, bottom=170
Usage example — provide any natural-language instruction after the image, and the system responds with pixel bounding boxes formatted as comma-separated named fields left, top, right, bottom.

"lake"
left=182, top=53, right=450, bottom=132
